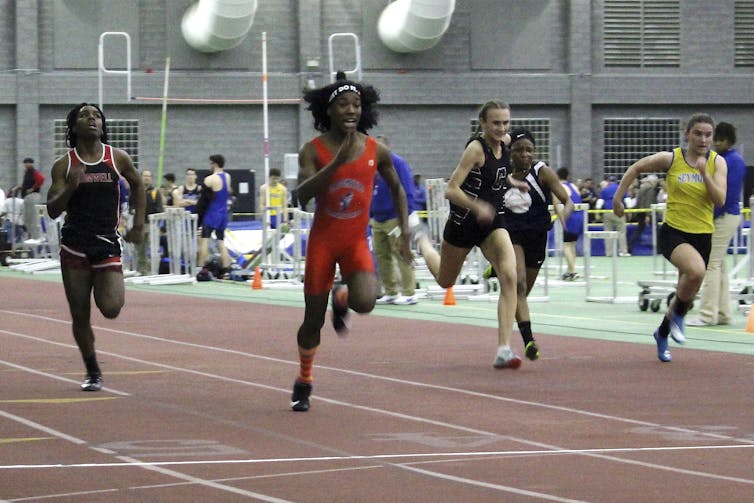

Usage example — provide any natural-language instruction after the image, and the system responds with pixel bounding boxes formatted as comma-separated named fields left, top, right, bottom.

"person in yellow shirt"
left=612, top=113, right=727, bottom=362
left=258, top=167, right=289, bottom=229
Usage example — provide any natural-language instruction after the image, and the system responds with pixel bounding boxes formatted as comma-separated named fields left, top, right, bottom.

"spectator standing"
left=14, top=158, right=45, bottom=240
left=599, top=175, right=630, bottom=256
left=627, top=174, right=659, bottom=254
left=133, top=169, right=164, bottom=275
left=173, top=168, right=202, bottom=213
left=688, top=122, right=746, bottom=326
left=161, top=173, right=177, bottom=207
left=413, top=173, right=427, bottom=220
left=371, top=135, right=418, bottom=305
left=2, top=188, right=25, bottom=243
left=578, top=178, right=598, bottom=222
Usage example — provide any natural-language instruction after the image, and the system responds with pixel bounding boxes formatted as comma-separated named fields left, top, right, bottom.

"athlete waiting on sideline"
left=556, top=167, right=584, bottom=281
left=415, top=100, right=526, bottom=369
left=196, top=154, right=232, bottom=277
left=290, top=78, right=411, bottom=412
left=258, top=167, right=288, bottom=229
left=46, top=103, right=146, bottom=391
left=612, top=113, right=727, bottom=362
left=502, top=128, right=574, bottom=361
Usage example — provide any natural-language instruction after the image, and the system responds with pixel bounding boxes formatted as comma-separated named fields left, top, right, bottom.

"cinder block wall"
left=1, top=0, right=751, bottom=194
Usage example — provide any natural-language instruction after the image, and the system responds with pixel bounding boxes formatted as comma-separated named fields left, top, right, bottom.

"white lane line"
left=3, top=312, right=754, bottom=492
left=3, top=314, right=751, bottom=445
left=2, top=443, right=753, bottom=470
left=0, top=357, right=130, bottom=397
left=0, top=410, right=291, bottom=503
left=397, top=464, right=589, bottom=503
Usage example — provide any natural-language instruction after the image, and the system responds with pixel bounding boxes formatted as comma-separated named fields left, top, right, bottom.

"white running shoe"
left=392, top=295, right=417, bottom=305
left=376, top=295, right=398, bottom=305
left=685, top=317, right=710, bottom=327
left=493, top=348, right=522, bottom=369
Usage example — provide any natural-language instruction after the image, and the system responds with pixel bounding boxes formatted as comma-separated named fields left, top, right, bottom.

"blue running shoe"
left=653, top=329, right=671, bottom=362
left=668, top=312, right=686, bottom=344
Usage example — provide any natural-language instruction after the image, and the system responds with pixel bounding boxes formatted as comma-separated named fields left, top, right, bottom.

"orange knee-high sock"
left=298, top=347, right=317, bottom=383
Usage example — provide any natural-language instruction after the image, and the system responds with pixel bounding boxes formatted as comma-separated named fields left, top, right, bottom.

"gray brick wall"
left=2, top=0, right=754, bottom=193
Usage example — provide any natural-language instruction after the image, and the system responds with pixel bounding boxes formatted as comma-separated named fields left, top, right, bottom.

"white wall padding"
left=377, top=0, right=455, bottom=53
left=181, top=0, right=258, bottom=53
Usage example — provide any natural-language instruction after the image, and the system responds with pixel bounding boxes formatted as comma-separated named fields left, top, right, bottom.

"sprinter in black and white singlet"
left=414, top=100, right=528, bottom=369
left=502, top=127, right=574, bottom=362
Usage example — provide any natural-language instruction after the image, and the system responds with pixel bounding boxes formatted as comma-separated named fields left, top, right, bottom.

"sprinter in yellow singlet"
left=611, top=114, right=727, bottom=362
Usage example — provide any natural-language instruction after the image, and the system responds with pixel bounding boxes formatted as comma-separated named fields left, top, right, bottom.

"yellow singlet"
left=664, top=147, right=717, bottom=234
left=267, top=183, right=285, bottom=216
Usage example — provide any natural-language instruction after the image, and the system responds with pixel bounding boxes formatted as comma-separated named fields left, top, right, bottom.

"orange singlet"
left=304, top=136, right=378, bottom=295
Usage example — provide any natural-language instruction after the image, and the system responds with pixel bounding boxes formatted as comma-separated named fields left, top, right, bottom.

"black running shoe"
left=525, top=340, right=540, bottom=361
left=80, top=374, right=103, bottom=392
left=331, top=284, right=349, bottom=335
left=291, top=380, right=312, bottom=411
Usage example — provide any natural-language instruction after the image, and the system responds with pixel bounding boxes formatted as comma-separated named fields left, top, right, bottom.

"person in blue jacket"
left=370, top=135, right=418, bottom=305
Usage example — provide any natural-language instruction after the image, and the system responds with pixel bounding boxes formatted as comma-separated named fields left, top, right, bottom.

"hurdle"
left=583, top=214, right=633, bottom=303
left=9, top=205, right=62, bottom=274
left=233, top=207, right=302, bottom=284
left=648, top=202, right=670, bottom=277
left=127, top=208, right=197, bottom=285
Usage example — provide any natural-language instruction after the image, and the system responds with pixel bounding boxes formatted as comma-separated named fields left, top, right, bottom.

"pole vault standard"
left=262, top=31, right=272, bottom=266
left=156, top=57, right=171, bottom=186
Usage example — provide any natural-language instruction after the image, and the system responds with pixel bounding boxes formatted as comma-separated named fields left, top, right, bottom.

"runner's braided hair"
left=65, top=102, right=109, bottom=148
left=303, top=79, right=380, bottom=133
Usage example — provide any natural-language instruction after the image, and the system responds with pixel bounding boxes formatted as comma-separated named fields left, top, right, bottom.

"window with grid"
left=603, top=0, right=680, bottom=67
left=469, top=118, right=551, bottom=163
left=603, top=118, right=680, bottom=177
left=735, top=1, right=754, bottom=66
left=53, top=119, right=140, bottom=168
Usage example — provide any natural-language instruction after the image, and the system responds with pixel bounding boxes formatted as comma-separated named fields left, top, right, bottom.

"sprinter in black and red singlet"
left=47, top=103, right=146, bottom=391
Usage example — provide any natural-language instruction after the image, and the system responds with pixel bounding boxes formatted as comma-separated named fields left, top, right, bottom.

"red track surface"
left=1, top=276, right=752, bottom=502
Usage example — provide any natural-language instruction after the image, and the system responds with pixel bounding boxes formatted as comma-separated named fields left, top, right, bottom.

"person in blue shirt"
left=370, top=136, right=418, bottom=305
left=413, top=173, right=427, bottom=221
left=598, top=175, right=630, bottom=256
left=557, top=167, right=584, bottom=280
left=687, top=122, right=746, bottom=326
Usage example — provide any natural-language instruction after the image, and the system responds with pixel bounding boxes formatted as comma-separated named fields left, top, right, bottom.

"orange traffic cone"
left=443, top=286, right=456, bottom=306
left=746, top=305, right=754, bottom=333
left=251, top=266, right=263, bottom=290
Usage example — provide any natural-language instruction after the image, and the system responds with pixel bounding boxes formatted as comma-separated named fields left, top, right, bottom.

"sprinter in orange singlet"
left=290, top=76, right=412, bottom=411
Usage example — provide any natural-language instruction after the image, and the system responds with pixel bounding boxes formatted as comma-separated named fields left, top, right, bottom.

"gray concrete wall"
left=0, top=0, right=752, bottom=194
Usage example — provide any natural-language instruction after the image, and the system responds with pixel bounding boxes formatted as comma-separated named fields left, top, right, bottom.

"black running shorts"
left=658, top=223, right=712, bottom=267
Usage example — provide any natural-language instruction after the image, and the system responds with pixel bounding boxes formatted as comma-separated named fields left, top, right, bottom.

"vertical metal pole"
left=156, top=57, right=171, bottom=186
left=262, top=31, right=272, bottom=266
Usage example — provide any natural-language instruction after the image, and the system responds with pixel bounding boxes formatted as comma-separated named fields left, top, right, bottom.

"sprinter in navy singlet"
left=501, top=128, right=574, bottom=361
